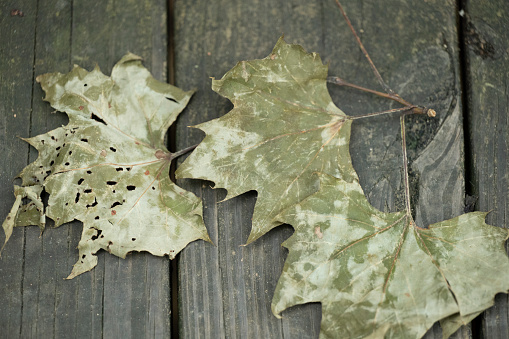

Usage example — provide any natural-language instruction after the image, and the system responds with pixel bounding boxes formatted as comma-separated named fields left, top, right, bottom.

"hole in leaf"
left=50, top=160, right=54, bottom=166
left=84, top=83, right=87, bottom=87
left=110, top=202, right=122, bottom=208
left=65, top=162, right=70, bottom=166
left=109, top=147, right=116, bottom=152
left=166, top=97, right=178, bottom=103
left=51, top=136, right=56, bottom=140
left=95, top=216, right=99, bottom=220
left=84, top=189, right=92, bottom=193
left=86, top=170, right=92, bottom=174
left=41, top=140, right=45, bottom=144
left=126, top=167, right=132, bottom=171
left=82, top=254, right=86, bottom=258
left=86, top=198, right=98, bottom=208
left=126, top=185, right=136, bottom=191
left=56, top=146, right=61, bottom=151
left=152, top=187, right=156, bottom=190
left=132, top=238, right=136, bottom=241
left=91, top=229, right=102, bottom=240
left=116, top=167, right=123, bottom=171
left=75, top=192, right=81, bottom=203
left=68, top=151, right=72, bottom=155
left=56, top=152, right=60, bottom=158
left=106, top=181, right=117, bottom=185
left=77, top=178, right=84, bottom=185
left=81, top=138, right=88, bottom=143
left=91, top=113, right=107, bottom=125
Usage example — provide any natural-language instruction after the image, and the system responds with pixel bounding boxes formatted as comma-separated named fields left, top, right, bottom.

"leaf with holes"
left=1, top=54, right=210, bottom=278
left=176, top=38, right=357, bottom=244
left=272, top=174, right=509, bottom=338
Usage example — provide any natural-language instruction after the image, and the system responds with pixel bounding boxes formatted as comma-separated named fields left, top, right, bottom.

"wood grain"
left=174, top=0, right=467, bottom=337
left=0, top=1, right=172, bottom=337
left=0, top=0, right=507, bottom=337
left=0, top=0, right=37, bottom=336
left=464, top=0, right=509, bottom=338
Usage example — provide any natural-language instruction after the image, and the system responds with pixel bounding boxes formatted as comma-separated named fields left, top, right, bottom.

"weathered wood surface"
left=174, top=0, right=467, bottom=338
left=464, top=0, right=509, bottom=338
left=0, top=0, right=506, bottom=338
left=0, top=0, right=172, bottom=338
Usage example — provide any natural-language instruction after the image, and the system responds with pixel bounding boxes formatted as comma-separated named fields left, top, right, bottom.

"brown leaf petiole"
left=171, top=143, right=199, bottom=160
left=328, top=76, right=436, bottom=118
left=334, top=0, right=436, bottom=218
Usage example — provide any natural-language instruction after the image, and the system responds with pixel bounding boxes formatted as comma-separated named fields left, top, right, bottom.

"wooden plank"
left=174, top=0, right=466, bottom=337
left=0, top=1, right=37, bottom=337
left=1, top=0, right=171, bottom=337
left=69, top=1, right=171, bottom=337
left=463, top=1, right=509, bottom=338
left=18, top=2, right=84, bottom=338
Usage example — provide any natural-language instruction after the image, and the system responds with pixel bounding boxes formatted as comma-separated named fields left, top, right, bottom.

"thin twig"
left=334, top=0, right=395, bottom=95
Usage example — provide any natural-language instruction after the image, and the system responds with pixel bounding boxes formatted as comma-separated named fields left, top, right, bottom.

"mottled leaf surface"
left=176, top=38, right=356, bottom=243
left=273, top=174, right=509, bottom=338
left=2, top=54, right=210, bottom=278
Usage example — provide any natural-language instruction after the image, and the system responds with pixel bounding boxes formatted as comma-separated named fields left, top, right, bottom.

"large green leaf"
left=2, top=54, right=210, bottom=278
left=273, top=174, right=509, bottom=338
left=176, top=38, right=357, bottom=243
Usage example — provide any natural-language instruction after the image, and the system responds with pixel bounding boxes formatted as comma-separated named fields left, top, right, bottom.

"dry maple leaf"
left=176, top=38, right=357, bottom=244
left=2, top=54, right=210, bottom=279
left=272, top=173, right=509, bottom=339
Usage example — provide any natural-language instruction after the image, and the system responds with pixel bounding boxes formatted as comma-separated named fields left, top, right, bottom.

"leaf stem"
left=349, top=107, right=413, bottom=120
left=333, top=0, right=395, bottom=95
left=171, top=143, right=199, bottom=160
left=328, top=76, right=409, bottom=106
left=328, top=76, right=436, bottom=117
left=400, top=115, right=412, bottom=216
left=332, top=1, right=436, bottom=118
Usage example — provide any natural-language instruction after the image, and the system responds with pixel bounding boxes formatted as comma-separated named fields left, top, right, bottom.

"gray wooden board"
left=464, top=0, right=509, bottom=338
left=174, top=0, right=470, bottom=338
left=0, top=0, right=37, bottom=335
left=0, top=0, right=508, bottom=338
left=0, top=0, right=171, bottom=337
